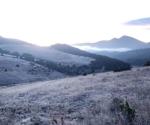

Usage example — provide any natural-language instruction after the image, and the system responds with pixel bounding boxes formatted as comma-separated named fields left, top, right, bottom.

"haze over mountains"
left=0, top=0, right=150, bottom=124
left=76, top=35, right=150, bottom=51
left=0, top=34, right=150, bottom=85
left=76, top=35, right=150, bottom=66
left=0, top=36, right=131, bottom=85
left=0, top=36, right=93, bottom=66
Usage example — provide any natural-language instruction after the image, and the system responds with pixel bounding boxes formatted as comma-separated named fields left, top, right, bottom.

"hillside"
left=0, top=54, right=65, bottom=86
left=0, top=36, right=131, bottom=75
left=111, top=48, right=150, bottom=66
left=0, top=36, right=93, bottom=66
left=50, top=44, right=131, bottom=72
left=0, top=36, right=30, bottom=45
left=50, top=44, right=96, bottom=57
left=0, top=67, right=149, bottom=125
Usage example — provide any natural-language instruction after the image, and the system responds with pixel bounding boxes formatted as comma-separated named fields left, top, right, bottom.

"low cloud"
left=146, top=27, right=150, bottom=30
left=125, top=17, right=150, bottom=26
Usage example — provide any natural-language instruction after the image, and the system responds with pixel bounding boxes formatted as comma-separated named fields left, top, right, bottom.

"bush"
left=4, top=69, right=7, bottom=72
left=110, top=98, right=135, bottom=125
left=83, top=73, right=87, bottom=76
left=21, top=53, right=35, bottom=62
left=144, top=61, right=150, bottom=66
left=11, top=52, right=20, bottom=58
left=16, top=64, right=20, bottom=67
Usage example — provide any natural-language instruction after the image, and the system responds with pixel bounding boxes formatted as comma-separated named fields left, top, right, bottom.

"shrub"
left=4, top=69, right=7, bottom=72
left=110, top=98, right=135, bottom=125
left=11, top=52, right=20, bottom=58
left=16, top=64, right=20, bottom=67
left=144, top=61, right=150, bottom=66
left=21, top=53, right=35, bottom=62
left=83, top=73, right=87, bottom=76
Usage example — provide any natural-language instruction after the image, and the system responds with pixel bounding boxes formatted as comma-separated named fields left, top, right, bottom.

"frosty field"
left=0, top=67, right=150, bottom=125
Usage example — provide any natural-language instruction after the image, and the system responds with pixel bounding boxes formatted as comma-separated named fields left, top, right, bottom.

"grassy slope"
left=0, top=55, right=65, bottom=85
left=0, top=67, right=150, bottom=124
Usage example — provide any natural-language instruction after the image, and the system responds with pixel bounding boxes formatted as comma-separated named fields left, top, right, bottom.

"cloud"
left=125, top=17, right=150, bottom=26
left=145, top=27, right=150, bottom=30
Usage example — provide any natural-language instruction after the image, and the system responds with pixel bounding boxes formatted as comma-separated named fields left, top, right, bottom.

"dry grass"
left=0, top=67, right=150, bottom=125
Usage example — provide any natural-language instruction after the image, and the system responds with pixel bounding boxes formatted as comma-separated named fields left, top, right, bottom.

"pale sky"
left=0, top=0, right=150, bottom=46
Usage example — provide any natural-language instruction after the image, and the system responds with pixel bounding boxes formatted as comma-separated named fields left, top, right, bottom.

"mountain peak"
left=77, top=36, right=149, bottom=50
left=119, top=35, right=142, bottom=42
left=120, top=35, right=132, bottom=39
left=51, top=43, right=69, bottom=48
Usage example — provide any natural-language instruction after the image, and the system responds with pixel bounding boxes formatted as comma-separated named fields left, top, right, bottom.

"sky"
left=0, top=0, right=150, bottom=46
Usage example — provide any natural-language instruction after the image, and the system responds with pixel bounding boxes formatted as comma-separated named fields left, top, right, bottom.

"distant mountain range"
left=92, top=48, right=150, bottom=66
left=76, top=35, right=150, bottom=66
left=0, top=36, right=131, bottom=83
left=77, top=35, right=150, bottom=50
left=1, top=34, right=150, bottom=85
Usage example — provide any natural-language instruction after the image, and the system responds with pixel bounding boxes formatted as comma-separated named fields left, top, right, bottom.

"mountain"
left=0, top=36, right=93, bottom=66
left=0, top=36, right=131, bottom=75
left=50, top=43, right=123, bottom=60
left=87, top=47, right=150, bottom=66
left=0, top=66, right=149, bottom=124
left=50, top=44, right=131, bottom=72
left=0, top=36, right=29, bottom=45
left=111, top=48, right=150, bottom=66
left=75, top=36, right=150, bottom=66
left=50, top=43, right=95, bottom=57
left=77, top=35, right=150, bottom=52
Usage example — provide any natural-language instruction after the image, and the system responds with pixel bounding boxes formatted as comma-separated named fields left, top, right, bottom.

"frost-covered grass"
left=0, top=67, right=150, bottom=125
left=0, top=55, right=65, bottom=85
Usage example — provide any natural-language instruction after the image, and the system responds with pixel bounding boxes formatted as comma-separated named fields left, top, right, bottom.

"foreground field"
left=0, top=67, right=150, bottom=125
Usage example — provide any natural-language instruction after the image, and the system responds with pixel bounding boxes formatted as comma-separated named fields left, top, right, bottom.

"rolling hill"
left=85, top=48, right=150, bottom=66
left=0, top=66, right=149, bottom=125
left=0, top=54, right=65, bottom=86
left=111, top=48, right=150, bottom=66
left=50, top=44, right=131, bottom=72
left=0, top=36, right=131, bottom=75
left=0, top=36, right=93, bottom=66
